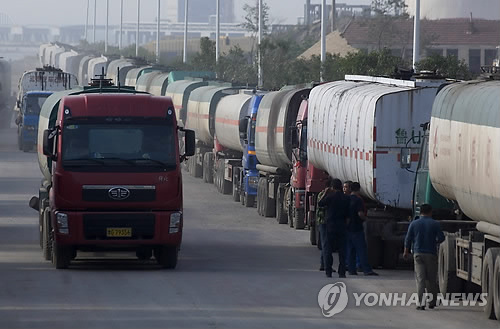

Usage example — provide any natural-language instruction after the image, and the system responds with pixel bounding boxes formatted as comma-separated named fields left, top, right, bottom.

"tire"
left=42, top=207, right=52, bottom=261
left=221, top=165, right=231, bottom=195
left=193, top=156, right=203, bottom=178
left=22, top=142, right=31, bottom=152
left=245, top=194, right=255, bottom=208
left=276, top=187, right=287, bottom=224
left=39, top=208, right=43, bottom=249
left=202, top=153, right=210, bottom=183
left=493, top=254, right=500, bottom=321
left=232, top=177, right=240, bottom=202
left=317, top=229, right=322, bottom=250
left=482, top=248, right=500, bottom=319
left=51, top=238, right=72, bottom=269
left=294, top=208, right=305, bottom=230
left=382, top=241, right=399, bottom=269
left=366, top=235, right=383, bottom=269
left=156, top=246, right=178, bottom=269
left=206, top=154, right=214, bottom=184
left=438, top=236, right=464, bottom=295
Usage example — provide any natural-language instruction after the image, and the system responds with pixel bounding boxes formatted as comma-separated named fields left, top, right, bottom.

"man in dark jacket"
left=404, top=204, right=445, bottom=310
left=318, top=178, right=350, bottom=278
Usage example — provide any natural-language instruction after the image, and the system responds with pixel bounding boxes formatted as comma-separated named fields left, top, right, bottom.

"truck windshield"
left=299, top=125, right=308, bottom=162
left=62, top=118, right=176, bottom=172
left=25, top=94, right=50, bottom=115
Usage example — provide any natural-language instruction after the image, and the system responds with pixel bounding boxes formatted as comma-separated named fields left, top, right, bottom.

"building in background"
left=170, top=0, right=234, bottom=24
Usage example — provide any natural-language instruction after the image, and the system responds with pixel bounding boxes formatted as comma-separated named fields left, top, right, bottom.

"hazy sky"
left=3, top=0, right=371, bottom=26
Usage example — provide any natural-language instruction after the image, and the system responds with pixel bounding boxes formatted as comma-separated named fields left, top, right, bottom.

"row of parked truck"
left=29, top=43, right=500, bottom=320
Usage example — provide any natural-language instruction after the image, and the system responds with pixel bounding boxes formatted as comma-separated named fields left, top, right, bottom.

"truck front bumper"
left=53, top=211, right=182, bottom=247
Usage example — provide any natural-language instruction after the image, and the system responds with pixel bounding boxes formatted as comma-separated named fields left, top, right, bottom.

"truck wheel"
left=202, top=153, right=210, bottom=183
left=382, top=241, right=399, bottom=269
left=22, top=142, right=31, bottom=152
left=493, top=254, right=500, bottom=321
left=262, top=181, right=275, bottom=217
left=232, top=178, right=240, bottom=202
left=156, top=246, right=178, bottom=269
left=245, top=194, right=255, bottom=208
left=39, top=208, right=44, bottom=249
left=194, top=157, right=203, bottom=178
left=482, top=248, right=500, bottom=319
left=52, top=239, right=72, bottom=269
left=276, top=187, right=287, bottom=224
left=366, top=235, right=383, bottom=269
left=294, top=208, right=305, bottom=230
left=42, top=207, right=52, bottom=261
left=438, top=236, right=464, bottom=295
left=221, top=167, right=231, bottom=195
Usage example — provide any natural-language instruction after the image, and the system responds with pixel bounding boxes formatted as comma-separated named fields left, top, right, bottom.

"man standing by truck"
left=318, top=178, right=350, bottom=278
left=404, top=204, right=445, bottom=310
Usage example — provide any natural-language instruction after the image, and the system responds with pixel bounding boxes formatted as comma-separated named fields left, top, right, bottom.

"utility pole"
left=216, top=0, right=220, bottom=65
left=305, top=0, right=311, bottom=25
left=136, top=0, right=141, bottom=57
left=412, top=0, right=420, bottom=70
left=93, top=0, right=97, bottom=44
left=320, top=0, right=326, bottom=82
left=105, top=0, right=109, bottom=53
left=183, top=0, right=188, bottom=63
left=331, top=0, right=336, bottom=32
left=85, top=0, right=89, bottom=42
left=119, top=0, right=123, bottom=50
left=258, top=0, right=263, bottom=88
left=156, top=0, right=161, bottom=63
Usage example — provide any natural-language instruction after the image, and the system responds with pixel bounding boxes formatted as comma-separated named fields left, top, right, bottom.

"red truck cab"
left=34, top=93, right=195, bottom=269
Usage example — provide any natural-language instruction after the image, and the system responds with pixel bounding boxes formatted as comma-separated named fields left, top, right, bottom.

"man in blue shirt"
left=404, top=204, right=445, bottom=310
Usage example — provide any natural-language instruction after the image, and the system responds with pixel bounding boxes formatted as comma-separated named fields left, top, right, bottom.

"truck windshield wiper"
left=63, top=158, right=106, bottom=165
left=128, top=158, right=176, bottom=168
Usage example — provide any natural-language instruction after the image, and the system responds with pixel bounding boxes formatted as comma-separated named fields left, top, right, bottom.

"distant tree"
left=372, top=0, right=408, bottom=16
left=241, top=0, right=270, bottom=34
left=217, top=45, right=256, bottom=85
left=191, top=37, right=216, bottom=71
left=416, top=54, right=473, bottom=80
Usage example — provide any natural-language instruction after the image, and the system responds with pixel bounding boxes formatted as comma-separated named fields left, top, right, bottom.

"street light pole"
left=119, top=0, right=123, bottom=50
left=412, top=0, right=421, bottom=70
left=320, top=0, right=326, bottom=82
left=216, top=0, right=220, bottom=65
left=136, top=0, right=141, bottom=57
left=183, top=0, right=189, bottom=63
left=85, top=0, right=89, bottom=42
left=257, top=0, right=263, bottom=88
left=156, top=0, right=161, bottom=63
left=93, top=0, right=96, bottom=44
left=105, top=0, right=109, bottom=53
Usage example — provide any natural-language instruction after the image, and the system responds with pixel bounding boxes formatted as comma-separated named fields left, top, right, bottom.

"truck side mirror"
left=184, top=129, right=196, bottom=157
left=43, top=129, right=55, bottom=158
left=400, top=147, right=411, bottom=168
left=291, top=128, right=299, bottom=148
left=29, top=196, right=40, bottom=211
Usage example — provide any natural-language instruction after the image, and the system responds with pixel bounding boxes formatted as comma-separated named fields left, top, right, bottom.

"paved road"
left=0, top=125, right=498, bottom=329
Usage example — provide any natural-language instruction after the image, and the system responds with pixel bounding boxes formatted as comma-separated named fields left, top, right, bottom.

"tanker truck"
left=254, top=87, right=311, bottom=220
left=184, top=84, right=241, bottom=179
left=306, top=75, right=464, bottom=269
left=406, top=76, right=500, bottom=320
left=28, top=79, right=195, bottom=269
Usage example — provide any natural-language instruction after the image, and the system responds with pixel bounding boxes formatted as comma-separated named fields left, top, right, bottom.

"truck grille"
left=82, top=185, right=156, bottom=202
left=83, top=213, right=155, bottom=240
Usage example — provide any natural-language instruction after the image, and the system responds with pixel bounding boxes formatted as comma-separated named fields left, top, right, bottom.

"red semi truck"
left=30, top=88, right=195, bottom=269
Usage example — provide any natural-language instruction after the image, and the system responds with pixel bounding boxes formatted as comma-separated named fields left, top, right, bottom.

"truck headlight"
left=248, top=176, right=259, bottom=188
left=56, top=212, right=69, bottom=234
left=169, top=212, right=182, bottom=233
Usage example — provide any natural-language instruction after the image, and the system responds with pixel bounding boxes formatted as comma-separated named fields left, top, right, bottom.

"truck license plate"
left=106, top=228, right=132, bottom=237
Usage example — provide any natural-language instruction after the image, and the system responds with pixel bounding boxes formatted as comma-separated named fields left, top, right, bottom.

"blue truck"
left=16, top=91, right=53, bottom=152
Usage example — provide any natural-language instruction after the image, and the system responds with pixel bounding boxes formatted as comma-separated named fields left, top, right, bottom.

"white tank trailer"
left=427, top=78, right=500, bottom=320
left=307, top=75, right=445, bottom=268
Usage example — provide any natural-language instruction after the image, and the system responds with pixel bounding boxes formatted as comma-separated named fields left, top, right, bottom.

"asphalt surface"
left=0, top=122, right=498, bottom=329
